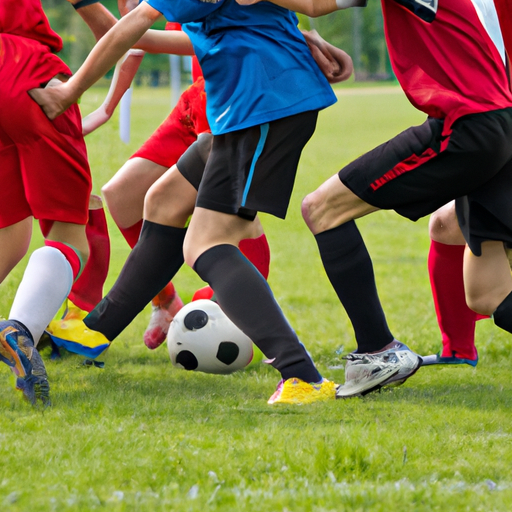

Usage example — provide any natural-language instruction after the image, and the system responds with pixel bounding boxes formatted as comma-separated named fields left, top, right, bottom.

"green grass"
left=1, top=85, right=512, bottom=511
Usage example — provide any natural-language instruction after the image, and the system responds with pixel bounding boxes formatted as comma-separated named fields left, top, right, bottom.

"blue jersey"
left=145, top=0, right=336, bottom=134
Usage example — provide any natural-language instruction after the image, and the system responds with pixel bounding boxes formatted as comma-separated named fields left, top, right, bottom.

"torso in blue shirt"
left=145, top=0, right=337, bottom=134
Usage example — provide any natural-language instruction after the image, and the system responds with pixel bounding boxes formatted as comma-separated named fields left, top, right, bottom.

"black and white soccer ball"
left=167, top=299, right=254, bottom=374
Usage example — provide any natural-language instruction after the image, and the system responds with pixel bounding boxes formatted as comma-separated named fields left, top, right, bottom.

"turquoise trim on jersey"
left=242, top=123, right=269, bottom=207
left=145, top=0, right=336, bottom=134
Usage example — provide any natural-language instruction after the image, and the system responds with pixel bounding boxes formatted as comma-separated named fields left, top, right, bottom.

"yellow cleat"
left=47, top=318, right=110, bottom=359
left=268, top=377, right=337, bottom=405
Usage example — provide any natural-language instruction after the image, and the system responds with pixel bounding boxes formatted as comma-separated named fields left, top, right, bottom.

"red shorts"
left=131, top=77, right=209, bottom=168
left=0, top=35, right=91, bottom=229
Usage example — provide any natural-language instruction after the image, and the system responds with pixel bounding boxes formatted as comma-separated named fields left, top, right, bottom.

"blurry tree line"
left=41, top=0, right=394, bottom=83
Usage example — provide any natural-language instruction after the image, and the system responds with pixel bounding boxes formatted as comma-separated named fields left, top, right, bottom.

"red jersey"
left=383, top=0, right=512, bottom=134
left=0, top=0, right=63, bottom=52
left=494, top=0, right=512, bottom=63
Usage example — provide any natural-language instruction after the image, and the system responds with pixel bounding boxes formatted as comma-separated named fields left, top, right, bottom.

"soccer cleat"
left=47, top=318, right=110, bottom=359
left=336, top=340, right=422, bottom=398
left=268, top=377, right=337, bottom=405
left=62, top=300, right=89, bottom=321
left=144, top=283, right=184, bottom=350
left=0, top=320, right=50, bottom=406
left=421, top=351, right=478, bottom=367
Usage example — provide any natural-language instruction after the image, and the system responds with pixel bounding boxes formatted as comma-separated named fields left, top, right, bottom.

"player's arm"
left=117, top=0, right=194, bottom=55
left=66, top=0, right=118, bottom=41
left=29, top=2, right=161, bottom=119
left=135, top=29, right=194, bottom=55
left=235, top=0, right=366, bottom=16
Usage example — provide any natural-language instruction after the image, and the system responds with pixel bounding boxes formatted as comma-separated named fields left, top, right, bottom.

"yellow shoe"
left=47, top=318, right=110, bottom=359
left=268, top=378, right=337, bottom=405
left=63, top=302, right=89, bottom=321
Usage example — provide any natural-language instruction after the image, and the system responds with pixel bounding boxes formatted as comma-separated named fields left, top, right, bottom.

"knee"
left=182, top=237, right=197, bottom=269
left=101, top=180, right=118, bottom=215
left=429, top=203, right=464, bottom=244
left=301, top=189, right=325, bottom=234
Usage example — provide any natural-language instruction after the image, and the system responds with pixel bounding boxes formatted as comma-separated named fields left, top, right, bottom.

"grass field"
left=1, top=84, right=512, bottom=511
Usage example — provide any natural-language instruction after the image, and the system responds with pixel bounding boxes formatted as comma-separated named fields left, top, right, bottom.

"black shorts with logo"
left=181, top=111, right=318, bottom=221
left=338, top=108, right=512, bottom=255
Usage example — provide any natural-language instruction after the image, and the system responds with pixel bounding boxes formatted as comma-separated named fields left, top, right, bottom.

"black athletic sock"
left=85, top=221, right=186, bottom=341
left=315, top=221, right=393, bottom=353
left=194, top=244, right=321, bottom=383
left=493, top=290, right=512, bottom=333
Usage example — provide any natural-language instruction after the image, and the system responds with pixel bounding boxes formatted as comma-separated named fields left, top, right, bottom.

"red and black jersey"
left=0, top=0, right=63, bottom=52
left=383, top=0, right=512, bottom=134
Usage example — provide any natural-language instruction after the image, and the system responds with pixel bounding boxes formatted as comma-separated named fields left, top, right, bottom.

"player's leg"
left=48, top=164, right=194, bottom=353
left=186, top=207, right=336, bottom=404
left=303, top=118, right=469, bottom=397
left=66, top=195, right=111, bottom=315
left=0, top=218, right=33, bottom=284
left=425, top=201, right=479, bottom=365
left=463, top=241, right=512, bottom=317
left=302, top=174, right=420, bottom=397
left=183, top=113, right=336, bottom=404
left=102, top=157, right=168, bottom=242
left=102, top=88, right=202, bottom=342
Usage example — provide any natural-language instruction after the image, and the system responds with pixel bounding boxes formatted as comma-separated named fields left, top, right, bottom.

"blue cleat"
left=0, top=320, right=51, bottom=406
left=421, top=351, right=478, bottom=367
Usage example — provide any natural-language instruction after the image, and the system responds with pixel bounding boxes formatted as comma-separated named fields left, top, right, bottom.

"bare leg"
left=464, top=241, right=512, bottom=316
left=102, top=157, right=168, bottom=230
left=0, top=218, right=33, bottom=284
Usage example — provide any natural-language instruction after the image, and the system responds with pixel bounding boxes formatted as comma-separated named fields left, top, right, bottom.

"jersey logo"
left=394, top=0, right=438, bottom=23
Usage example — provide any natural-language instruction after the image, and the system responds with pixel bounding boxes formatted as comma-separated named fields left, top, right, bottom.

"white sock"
left=9, top=246, right=73, bottom=344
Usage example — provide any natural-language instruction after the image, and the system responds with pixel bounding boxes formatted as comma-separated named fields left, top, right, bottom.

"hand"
left=302, top=29, right=353, bottom=83
left=28, top=80, right=76, bottom=120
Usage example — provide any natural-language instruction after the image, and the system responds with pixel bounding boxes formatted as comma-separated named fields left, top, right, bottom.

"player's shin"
left=193, top=244, right=321, bottom=383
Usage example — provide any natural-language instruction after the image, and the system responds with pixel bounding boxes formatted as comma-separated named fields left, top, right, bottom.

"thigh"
left=144, top=165, right=198, bottom=227
left=0, top=218, right=33, bottom=283
left=102, top=157, right=168, bottom=227
left=0, top=130, right=32, bottom=228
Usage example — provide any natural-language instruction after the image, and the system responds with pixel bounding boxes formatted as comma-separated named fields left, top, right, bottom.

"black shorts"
left=177, top=132, right=213, bottom=190
left=194, top=111, right=318, bottom=220
left=339, top=108, right=512, bottom=253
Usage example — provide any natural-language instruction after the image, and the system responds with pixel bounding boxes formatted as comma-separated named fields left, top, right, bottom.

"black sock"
left=315, top=221, right=393, bottom=353
left=194, top=244, right=321, bottom=383
left=493, top=290, right=512, bottom=333
left=85, top=221, right=186, bottom=341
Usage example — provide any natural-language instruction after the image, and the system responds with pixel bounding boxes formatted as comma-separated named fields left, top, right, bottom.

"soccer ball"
left=167, top=300, right=254, bottom=374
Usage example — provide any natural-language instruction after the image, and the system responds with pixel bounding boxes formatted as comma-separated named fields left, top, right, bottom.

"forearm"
left=135, top=30, right=194, bottom=55
left=66, top=5, right=157, bottom=99
left=258, top=0, right=338, bottom=17
left=236, top=0, right=365, bottom=16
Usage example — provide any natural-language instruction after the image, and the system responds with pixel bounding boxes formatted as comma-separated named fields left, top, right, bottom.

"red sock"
left=428, top=240, right=479, bottom=359
left=152, top=281, right=178, bottom=307
left=192, top=234, right=271, bottom=301
left=68, top=208, right=111, bottom=312
left=119, top=219, right=144, bottom=248
left=239, top=234, right=270, bottom=279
